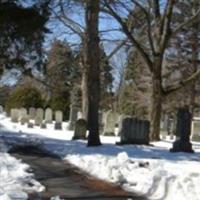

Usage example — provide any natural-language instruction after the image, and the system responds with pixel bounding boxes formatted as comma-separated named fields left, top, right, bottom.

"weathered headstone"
left=77, top=111, right=83, bottom=119
left=191, top=118, right=200, bottom=142
left=10, top=109, right=19, bottom=123
left=29, top=107, right=36, bottom=119
left=72, top=119, right=87, bottom=140
left=68, top=105, right=78, bottom=130
left=117, top=117, right=150, bottom=145
left=34, top=108, right=44, bottom=126
left=45, top=108, right=53, bottom=123
left=27, top=122, right=34, bottom=128
left=54, top=110, right=63, bottom=130
left=40, top=122, right=47, bottom=129
left=0, top=105, right=3, bottom=113
left=117, top=114, right=127, bottom=136
left=160, top=114, right=168, bottom=139
left=19, top=108, right=29, bottom=124
left=103, top=110, right=118, bottom=136
left=170, top=108, right=194, bottom=153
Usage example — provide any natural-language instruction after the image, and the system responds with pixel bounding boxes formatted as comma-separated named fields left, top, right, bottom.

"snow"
left=0, top=113, right=200, bottom=200
left=0, top=137, right=44, bottom=200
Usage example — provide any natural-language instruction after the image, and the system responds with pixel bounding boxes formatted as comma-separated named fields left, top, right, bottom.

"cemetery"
left=0, top=1, right=200, bottom=200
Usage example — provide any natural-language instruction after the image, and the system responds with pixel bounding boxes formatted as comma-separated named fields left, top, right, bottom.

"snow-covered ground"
left=0, top=139, right=44, bottom=200
left=0, top=113, right=200, bottom=200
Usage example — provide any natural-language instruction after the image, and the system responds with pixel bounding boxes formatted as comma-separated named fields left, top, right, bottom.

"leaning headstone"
left=68, top=105, right=79, bottom=130
left=0, top=105, right=3, bottom=113
left=170, top=107, right=194, bottom=153
left=45, top=108, right=53, bottom=123
left=54, top=110, right=63, bottom=130
left=34, top=108, right=44, bottom=126
left=29, top=107, right=36, bottom=119
left=117, top=117, right=150, bottom=145
left=72, top=119, right=87, bottom=140
left=103, top=110, right=118, bottom=136
left=191, top=118, right=200, bottom=142
left=10, top=109, right=19, bottom=123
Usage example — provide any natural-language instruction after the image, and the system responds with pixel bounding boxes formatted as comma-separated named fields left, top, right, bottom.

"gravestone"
left=77, top=111, right=83, bottom=119
left=117, top=114, right=127, bottom=136
left=27, top=122, right=34, bottom=128
left=19, top=108, right=29, bottom=125
left=54, top=110, right=63, bottom=130
left=40, top=122, right=47, bottom=129
left=117, top=117, right=150, bottom=145
left=29, top=107, right=36, bottom=119
left=103, top=110, right=118, bottom=136
left=68, top=105, right=78, bottom=130
left=45, top=108, right=53, bottom=123
left=160, top=114, right=168, bottom=139
left=10, top=109, right=19, bottom=123
left=191, top=118, right=200, bottom=142
left=34, top=108, right=44, bottom=126
left=0, top=105, right=3, bottom=113
left=170, top=107, right=194, bottom=153
left=72, top=119, right=87, bottom=140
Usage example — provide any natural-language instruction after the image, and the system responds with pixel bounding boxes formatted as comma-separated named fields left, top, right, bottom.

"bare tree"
left=103, top=0, right=200, bottom=140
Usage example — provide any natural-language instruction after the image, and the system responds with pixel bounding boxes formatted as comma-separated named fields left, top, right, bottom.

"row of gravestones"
left=10, top=108, right=63, bottom=130
left=74, top=107, right=196, bottom=153
left=72, top=109, right=150, bottom=145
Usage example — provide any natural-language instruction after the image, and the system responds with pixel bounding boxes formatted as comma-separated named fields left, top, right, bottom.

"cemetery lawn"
left=0, top=113, right=200, bottom=200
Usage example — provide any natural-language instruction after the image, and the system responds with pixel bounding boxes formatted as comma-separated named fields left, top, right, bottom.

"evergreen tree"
left=0, top=0, right=50, bottom=76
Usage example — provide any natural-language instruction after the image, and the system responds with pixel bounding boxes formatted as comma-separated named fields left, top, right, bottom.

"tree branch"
left=160, top=0, right=175, bottom=54
left=164, top=69, right=200, bottom=95
left=172, top=8, right=200, bottom=37
left=103, top=1, right=153, bottom=72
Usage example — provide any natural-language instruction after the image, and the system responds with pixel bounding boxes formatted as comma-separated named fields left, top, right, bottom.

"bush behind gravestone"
left=5, top=86, right=44, bottom=114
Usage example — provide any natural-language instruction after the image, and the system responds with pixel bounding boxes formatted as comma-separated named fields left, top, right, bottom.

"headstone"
left=72, top=119, right=87, bottom=140
left=68, top=105, right=78, bottom=130
left=19, top=108, right=29, bottom=125
left=45, top=108, right=53, bottom=123
left=34, top=108, right=44, bottom=126
left=117, top=114, right=127, bottom=136
left=27, top=122, right=34, bottom=128
left=170, top=107, right=194, bottom=153
left=117, top=117, right=150, bottom=145
left=29, top=107, right=36, bottom=119
left=77, top=111, right=83, bottom=119
left=103, top=110, right=118, bottom=136
left=191, top=118, right=200, bottom=142
left=160, top=114, right=168, bottom=139
left=0, top=105, right=3, bottom=113
left=40, top=122, right=47, bottom=129
left=54, top=110, right=63, bottom=130
left=10, top=109, right=19, bottom=123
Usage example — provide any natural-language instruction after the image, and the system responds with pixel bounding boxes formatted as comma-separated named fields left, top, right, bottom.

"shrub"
left=5, top=86, right=44, bottom=113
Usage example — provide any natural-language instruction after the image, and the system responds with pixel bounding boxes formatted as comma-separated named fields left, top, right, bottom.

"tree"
left=103, top=0, right=200, bottom=140
left=0, top=0, right=50, bottom=76
left=85, top=0, right=101, bottom=146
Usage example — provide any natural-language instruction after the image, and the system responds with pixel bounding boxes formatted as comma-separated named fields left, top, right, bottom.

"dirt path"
left=10, top=147, right=147, bottom=200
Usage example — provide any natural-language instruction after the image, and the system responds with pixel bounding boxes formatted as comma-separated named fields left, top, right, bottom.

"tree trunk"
left=150, top=60, right=162, bottom=141
left=85, top=0, right=101, bottom=146
left=81, top=57, right=88, bottom=120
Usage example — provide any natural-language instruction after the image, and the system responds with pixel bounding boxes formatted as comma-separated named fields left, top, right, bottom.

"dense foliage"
left=5, top=86, right=44, bottom=112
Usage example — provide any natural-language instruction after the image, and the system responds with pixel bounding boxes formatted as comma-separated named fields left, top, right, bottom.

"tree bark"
left=85, top=0, right=101, bottom=146
left=150, top=58, right=162, bottom=141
